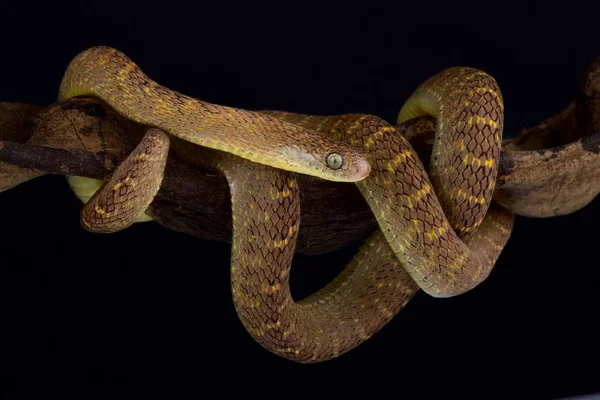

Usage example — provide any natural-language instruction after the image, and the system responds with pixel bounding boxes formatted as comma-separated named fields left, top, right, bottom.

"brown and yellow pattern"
left=53, top=47, right=513, bottom=362
left=81, top=128, right=169, bottom=233
left=58, top=47, right=370, bottom=183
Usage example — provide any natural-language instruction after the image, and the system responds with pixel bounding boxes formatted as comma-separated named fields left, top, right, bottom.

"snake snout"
left=352, top=157, right=371, bottom=181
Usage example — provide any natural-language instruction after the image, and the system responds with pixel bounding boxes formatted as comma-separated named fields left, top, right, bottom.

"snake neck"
left=58, top=46, right=371, bottom=183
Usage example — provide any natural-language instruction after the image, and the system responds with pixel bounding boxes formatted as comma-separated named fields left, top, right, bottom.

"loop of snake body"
left=57, top=47, right=513, bottom=362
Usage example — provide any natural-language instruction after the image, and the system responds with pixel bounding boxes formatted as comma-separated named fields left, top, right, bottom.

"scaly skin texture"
left=160, top=111, right=512, bottom=362
left=264, top=112, right=511, bottom=297
left=227, top=112, right=512, bottom=361
left=81, top=110, right=512, bottom=362
left=81, top=128, right=169, bottom=233
left=4, top=48, right=600, bottom=362
left=56, top=46, right=510, bottom=362
left=58, top=46, right=370, bottom=183
left=398, top=68, right=504, bottom=235
left=195, top=147, right=420, bottom=362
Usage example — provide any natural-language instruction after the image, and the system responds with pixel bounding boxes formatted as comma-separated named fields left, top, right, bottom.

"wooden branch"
left=0, top=99, right=376, bottom=255
left=0, top=140, right=111, bottom=178
left=2, top=52, right=600, bottom=255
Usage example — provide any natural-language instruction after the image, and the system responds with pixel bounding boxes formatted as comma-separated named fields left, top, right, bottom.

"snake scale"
left=55, top=46, right=513, bottom=362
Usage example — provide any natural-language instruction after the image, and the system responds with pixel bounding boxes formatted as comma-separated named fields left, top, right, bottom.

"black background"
left=1, top=2, right=600, bottom=398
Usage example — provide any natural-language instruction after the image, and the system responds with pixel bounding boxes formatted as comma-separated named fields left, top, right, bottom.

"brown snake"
left=53, top=47, right=513, bottom=362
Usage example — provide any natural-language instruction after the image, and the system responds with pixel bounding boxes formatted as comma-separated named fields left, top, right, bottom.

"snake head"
left=319, top=143, right=371, bottom=182
left=256, top=111, right=372, bottom=182
left=275, top=137, right=371, bottom=182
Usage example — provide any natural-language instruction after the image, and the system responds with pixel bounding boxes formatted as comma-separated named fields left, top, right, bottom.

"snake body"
left=58, top=46, right=370, bottom=183
left=58, top=47, right=512, bottom=362
left=397, top=68, right=503, bottom=233
left=197, top=113, right=513, bottom=362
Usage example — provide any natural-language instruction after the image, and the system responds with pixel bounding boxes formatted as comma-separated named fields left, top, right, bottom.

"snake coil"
left=55, top=47, right=514, bottom=362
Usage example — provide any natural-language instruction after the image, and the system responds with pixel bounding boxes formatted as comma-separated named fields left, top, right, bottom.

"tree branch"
left=2, top=52, right=600, bottom=254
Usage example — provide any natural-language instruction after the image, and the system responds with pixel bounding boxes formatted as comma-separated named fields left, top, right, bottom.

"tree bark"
left=3, top=49, right=600, bottom=255
left=0, top=99, right=377, bottom=255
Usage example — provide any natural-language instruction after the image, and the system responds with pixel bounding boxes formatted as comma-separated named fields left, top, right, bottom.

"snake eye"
left=326, top=153, right=344, bottom=170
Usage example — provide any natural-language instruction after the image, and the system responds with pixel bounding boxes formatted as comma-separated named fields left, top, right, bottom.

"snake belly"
left=61, top=47, right=514, bottom=362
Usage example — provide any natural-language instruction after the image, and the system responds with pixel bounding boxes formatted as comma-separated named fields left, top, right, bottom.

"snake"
left=56, top=46, right=513, bottom=362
